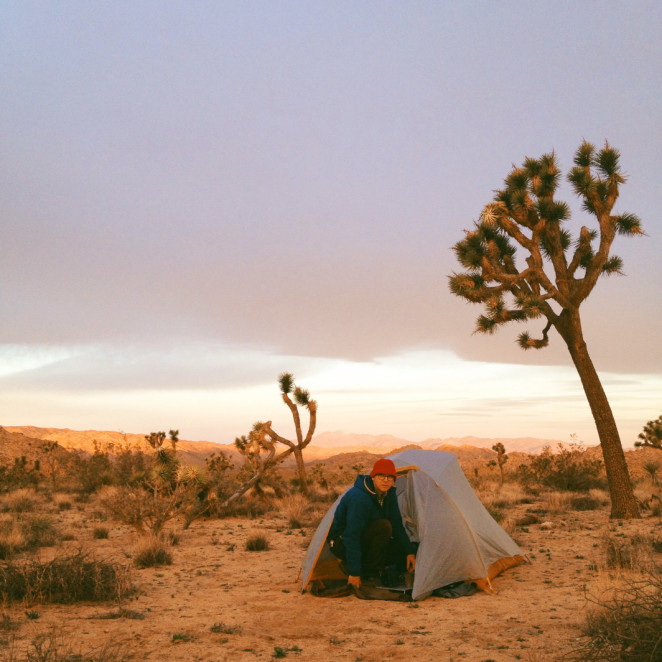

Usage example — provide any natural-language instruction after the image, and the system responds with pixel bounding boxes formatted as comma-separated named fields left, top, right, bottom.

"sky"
left=1, top=1, right=661, bottom=449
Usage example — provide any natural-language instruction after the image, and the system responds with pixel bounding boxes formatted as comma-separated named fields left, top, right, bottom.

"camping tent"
left=301, top=448, right=525, bottom=600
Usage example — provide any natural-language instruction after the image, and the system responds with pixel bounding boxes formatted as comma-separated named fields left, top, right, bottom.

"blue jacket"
left=328, top=474, right=414, bottom=576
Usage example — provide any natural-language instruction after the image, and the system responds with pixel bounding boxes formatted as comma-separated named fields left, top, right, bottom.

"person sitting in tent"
left=328, top=458, right=416, bottom=588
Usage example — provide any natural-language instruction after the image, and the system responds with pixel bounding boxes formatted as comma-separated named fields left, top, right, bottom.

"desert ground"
left=2, top=484, right=661, bottom=662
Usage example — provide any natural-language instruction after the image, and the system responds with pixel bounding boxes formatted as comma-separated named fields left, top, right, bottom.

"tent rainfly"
left=301, top=448, right=526, bottom=601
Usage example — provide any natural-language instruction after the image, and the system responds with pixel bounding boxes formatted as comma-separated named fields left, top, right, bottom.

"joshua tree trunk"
left=556, top=310, right=639, bottom=519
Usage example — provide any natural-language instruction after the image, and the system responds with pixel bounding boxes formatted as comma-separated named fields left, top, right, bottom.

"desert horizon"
left=1, top=422, right=660, bottom=660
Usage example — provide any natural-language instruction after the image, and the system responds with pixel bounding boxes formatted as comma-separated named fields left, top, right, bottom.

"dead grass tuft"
left=0, top=551, right=133, bottom=605
left=0, top=628, right=134, bottom=661
left=133, top=536, right=173, bottom=568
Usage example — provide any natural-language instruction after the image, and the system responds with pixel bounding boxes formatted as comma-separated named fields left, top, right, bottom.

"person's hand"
left=347, top=575, right=361, bottom=588
left=406, top=554, right=416, bottom=572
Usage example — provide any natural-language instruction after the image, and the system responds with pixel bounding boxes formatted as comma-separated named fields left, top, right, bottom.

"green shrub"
left=517, top=443, right=606, bottom=492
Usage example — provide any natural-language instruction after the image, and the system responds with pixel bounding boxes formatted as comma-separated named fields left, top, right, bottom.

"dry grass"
left=0, top=629, right=134, bottom=661
left=1, top=489, right=38, bottom=514
left=0, top=551, right=133, bottom=605
left=245, top=535, right=270, bottom=551
left=476, top=481, right=529, bottom=509
left=0, top=515, right=25, bottom=560
left=133, top=535, right=173, bottom=568
left=570, top=570, right=662, bottom=661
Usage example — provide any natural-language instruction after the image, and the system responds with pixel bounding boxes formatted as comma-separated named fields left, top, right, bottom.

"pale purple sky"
left=1, top=1, right=660, bottom=447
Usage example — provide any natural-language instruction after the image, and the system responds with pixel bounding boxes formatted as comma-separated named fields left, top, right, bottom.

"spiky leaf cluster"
left=634, top=415, right=662, bottom=451
left=278, top=372, right=294, bottom=394
left=449, top=141, right=643, bottom=348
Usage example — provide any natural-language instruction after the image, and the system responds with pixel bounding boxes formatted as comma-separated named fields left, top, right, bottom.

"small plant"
left=3, top=489, right=37, bottom=513
left=22, top=515, right=58, bottom=549
left=485, top=504, right=504, bottom=523
left=93, top=526, right=110, bottom=539
left=273, top=646, right=301, bottom=659
left=133, top=537, right=173, bottom=568
left=569, top=494, right=604, bottom=511
left=0, top=612, right=18, bottom=632
left=245, top=535, right=270, bottom=551
left=211, top=622, right=242, bottom=634
left=94, top=608, right=145, bottom=620
left=172, top=632, right=193, bottom=642
left=602, top=533, right=656, bottom=572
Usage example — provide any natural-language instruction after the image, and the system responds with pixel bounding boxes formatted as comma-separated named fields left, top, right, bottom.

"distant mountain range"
left=310, top=430, right=567, bottom=456
left=2, top=425, right=565, bottom=465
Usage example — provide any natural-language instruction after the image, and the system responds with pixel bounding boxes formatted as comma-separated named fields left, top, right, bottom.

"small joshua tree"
left=642, top=461, right=659, bottom=487
left=635, top=415, right=662, bottom=451
left=488, top=442, right=508, bottom=485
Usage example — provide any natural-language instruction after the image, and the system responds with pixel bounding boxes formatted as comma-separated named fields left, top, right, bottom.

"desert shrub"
left=0, top=516, right=25, bottom=560
left=476, top=481, right=528, bottom=511
left=67, top=450, right=115, bottom=495
left=277, top=494, right=311, bottom=529
left=515, top=513, right=541, bottom=526
left=0, top=458, right=40, bottom=492
left=517, top=443, right=606, bottom=492
left=571, top=571, right=662, bottom=661
left=220, top=498, right=272, bottom=520
left=0, top=551, right=132, bottom=605
left=92, top=526, right=109, bottom=540
left=602, top=533, right=658, bottom=573
left=570, top=494, right=605, bottom=511
left=245, top=535, right=270, bottom=551
left=133, top=536, right=173, bottom=568
left=2, top=489, right=38, bottom=513
left=21, top=515, right=58, bottom=549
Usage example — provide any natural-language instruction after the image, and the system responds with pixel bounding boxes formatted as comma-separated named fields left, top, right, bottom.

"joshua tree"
left=39, top=440, right=61, bottom=487
left=642, top=461, right=659, bottom=487
left=449, top=141, right=643, bottom=519
left=261, top=373, right=318, bottom=496
left=634, top=415, right=662, bottom=451
left=488, top=442, right=509, bottom=485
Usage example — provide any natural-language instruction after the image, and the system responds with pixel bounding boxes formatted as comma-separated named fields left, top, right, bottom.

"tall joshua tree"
left=449, top=141, right=643, bottom=519
left=262, top=373, right=318, bottom=496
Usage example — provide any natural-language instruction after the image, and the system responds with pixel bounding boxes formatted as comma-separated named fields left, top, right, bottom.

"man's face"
left=372, top=473, right=396, bottom=496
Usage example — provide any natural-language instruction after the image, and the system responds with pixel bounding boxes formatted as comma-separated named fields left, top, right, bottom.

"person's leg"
left=360, top=519, right=392, bottom=575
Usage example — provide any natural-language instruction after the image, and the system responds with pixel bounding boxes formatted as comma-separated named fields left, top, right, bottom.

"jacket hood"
left=354, top=474, right=393, bottom=498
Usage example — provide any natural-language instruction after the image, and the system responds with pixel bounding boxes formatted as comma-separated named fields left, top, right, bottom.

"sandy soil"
left=2, top=493, right=661, bottom=662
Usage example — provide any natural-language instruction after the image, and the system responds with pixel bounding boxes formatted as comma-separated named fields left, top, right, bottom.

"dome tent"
left=301, top=448, right=525, bottom=601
